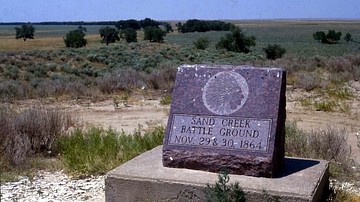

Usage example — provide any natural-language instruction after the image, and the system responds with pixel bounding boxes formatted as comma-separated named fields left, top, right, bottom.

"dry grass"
left=0, top=105, right=77, bottom=167
left=0, top=34, right=102, bottom=51
left=285, top=122, right=355, bottom=179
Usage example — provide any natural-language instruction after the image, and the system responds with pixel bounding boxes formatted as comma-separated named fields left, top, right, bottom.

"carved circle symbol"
left=202, top=71, right=249, bottom=115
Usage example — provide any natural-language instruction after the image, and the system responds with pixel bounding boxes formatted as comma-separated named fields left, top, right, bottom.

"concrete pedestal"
left=105, top=146, right=329, bottom=202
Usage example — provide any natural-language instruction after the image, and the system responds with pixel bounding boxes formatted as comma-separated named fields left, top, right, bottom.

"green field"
left=165, top=20, right=360, bottom=57
left=1, top=20, right=360, bottom=56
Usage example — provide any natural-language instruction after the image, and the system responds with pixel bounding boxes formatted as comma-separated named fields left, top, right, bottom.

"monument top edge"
left=178, top=64, right=285, bottom=72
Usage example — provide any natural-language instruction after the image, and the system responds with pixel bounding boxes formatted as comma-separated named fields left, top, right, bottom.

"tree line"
left=15, top=18, right=172, bottom=47
left=17, top=19, right=359, bottom=61
left=176, top=19, right=235, bottom=33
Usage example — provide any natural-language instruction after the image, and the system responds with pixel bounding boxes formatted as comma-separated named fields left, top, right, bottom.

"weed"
left=146, top=66, right=176, bottom=91
left=4, top=65, right=20, bottom=80
left=204, top=171, right=245, bottom=202
left=285, top=122, right=354, bottom=179
left=294, top=72, right=322, bottom=91
left=96, top=69, right=144, bottom=94
left=325, top=86, right=353, bottom=100
left=298, top=98, right=312, bottom=108
left=261, top=190, right=280, bottom=202
left=160, top=94, right=172, bottom=105
left=285, top=121, right=309, bottom=157
left=0, top=155, right=64, bottom=183
left=0, top=106, right=76, bottom=167
left=327, top=187, right=360, bottom=202
left=338, top=102, right=351, bottom=114
left=113, top=91, right=130, bottom=108
left=314, top=100, right=337, bottom=112
left=57, top=125, right=164, bottom=176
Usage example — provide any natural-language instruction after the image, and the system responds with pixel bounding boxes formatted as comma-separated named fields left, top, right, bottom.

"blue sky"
left=1, top=0, right=359, bottom=22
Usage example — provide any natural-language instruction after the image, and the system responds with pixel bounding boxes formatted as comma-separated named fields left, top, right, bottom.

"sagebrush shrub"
left=263, top=44, right=286, bottom=60
left=146, top=67, right=176, bottom=91
left=0, top=106, right=76, bottom=166
left=285, top=122, right=354, bottom=177
left=294, top=72, right=323, bottom=91
left=193, top=37, right=210, bottom=50
left=96, top=69, right=145, bottom=93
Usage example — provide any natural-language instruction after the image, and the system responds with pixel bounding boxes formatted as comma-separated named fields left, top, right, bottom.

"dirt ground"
left=61, top=84, right=360, bottom=165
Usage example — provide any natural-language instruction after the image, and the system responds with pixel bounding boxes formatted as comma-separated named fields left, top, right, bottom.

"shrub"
left=263, top=44, right=286, bottom=60
left=294, top=72, right=322, bottom=91
left=146, top=67, right=176, bottom=91
left=205, top=171, right=245, bottom=202
left=193, top=37, right=210, bottom=50
left=57, top=126, right=164, bottom=175
left=285, top=122, right=354, bottom=178
left=0, top=80, right=21, bottom=101
left=314, top=100, right=337, bottom=112
left=4, top=65, right=20, bottom=80
left=0, top=106, right=76, bottom=166
left=96, top=69, right=145, bottom=93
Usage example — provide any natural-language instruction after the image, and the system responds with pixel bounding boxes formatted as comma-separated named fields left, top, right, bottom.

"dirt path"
left=74, top=99, right=169, bottom=133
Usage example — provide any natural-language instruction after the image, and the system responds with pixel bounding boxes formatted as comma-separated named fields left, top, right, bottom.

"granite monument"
left=162, top=64, right=286, bottom=177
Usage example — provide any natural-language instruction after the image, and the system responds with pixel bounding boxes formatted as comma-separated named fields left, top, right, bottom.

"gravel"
left=1, top=170, right=359, bottom=201
left=1, top=171, right=105, bottom=202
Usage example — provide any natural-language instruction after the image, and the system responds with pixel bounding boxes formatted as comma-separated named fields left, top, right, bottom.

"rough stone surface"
left=1, top=170, right=104, bottom=202
left=106, top=146, right=330, bottom=202
left=163, top=65, right=286, bottom=177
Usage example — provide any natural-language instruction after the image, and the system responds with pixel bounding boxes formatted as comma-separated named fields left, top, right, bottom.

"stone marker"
left=162, top=65, right=286, bottom=177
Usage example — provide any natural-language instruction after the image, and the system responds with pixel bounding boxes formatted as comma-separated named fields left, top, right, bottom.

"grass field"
left=1, top=20, right=360, bottom=55
left=166, top=20, right=360, bottom=57
left=0, top=25, right=113, bottom=51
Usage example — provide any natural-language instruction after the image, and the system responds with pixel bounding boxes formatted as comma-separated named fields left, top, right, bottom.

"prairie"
left=1, top=20, right=360, bottom=201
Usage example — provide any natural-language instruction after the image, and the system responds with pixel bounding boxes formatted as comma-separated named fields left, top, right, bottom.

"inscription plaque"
left=163, top=65, right=286, bottom=177
left=168, top=115, right=271, bottom=152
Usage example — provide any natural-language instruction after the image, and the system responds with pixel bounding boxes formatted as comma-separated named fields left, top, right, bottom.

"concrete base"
left=105, top=146, right=329, bottom=202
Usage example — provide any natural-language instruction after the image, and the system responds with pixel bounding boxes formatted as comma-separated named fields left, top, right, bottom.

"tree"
left=63, top=26, right=87, bottom=48
left=121, top=28, right=137, bottom=43
left=161, top=22, right=173, bottom=33
left=326, top=30, right=342, bottom=43
left=313, top=31, right=326, bottom=42
left=344, top=32, right=360, bottom=44
left=313, top=30, right=342, bottom=44
left=140, top=18, right=160, bottom=28
left=144, top=26, right=166, bottom=42
left=263, top=44, right=286, bottom=60
left=344, top=33, right=352, bottom=43
left=115, top=19, right=140, bottom=30
left=99, top=27, right=120, bottom=45
left=15, top=23, right=35, bottom=41
left=216, top=27, right=256, bottom=53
